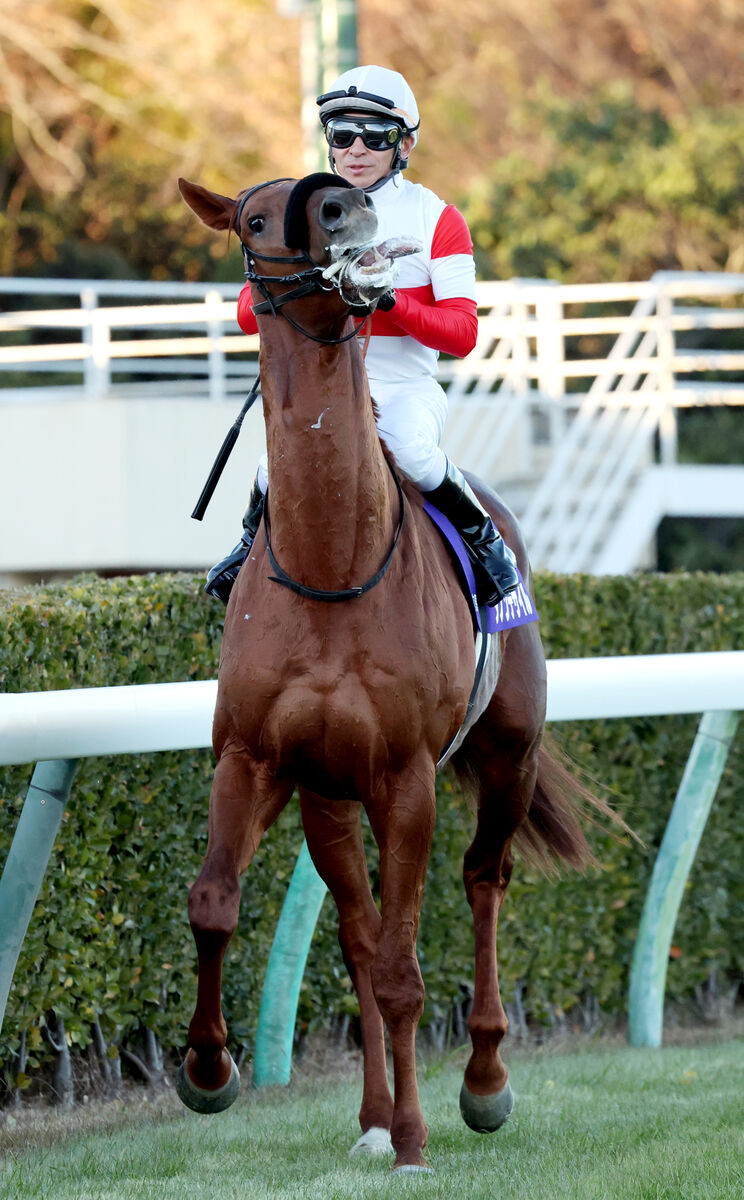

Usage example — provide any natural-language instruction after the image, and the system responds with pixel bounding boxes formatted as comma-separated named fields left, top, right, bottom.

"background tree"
left=2, top=0, right=744, bottom=280
left=463, top=91, right=744, bottom=283
left=2, top=1, right=741, bottom=569
left=0, top=0, right=302, bottom=277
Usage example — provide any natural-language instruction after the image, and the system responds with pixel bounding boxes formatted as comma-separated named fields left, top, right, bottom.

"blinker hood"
left=284, top=172, right=355, bottom=251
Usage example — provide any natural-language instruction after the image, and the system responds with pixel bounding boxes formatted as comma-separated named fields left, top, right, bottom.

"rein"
left=264, top=461, right=406, bottom=602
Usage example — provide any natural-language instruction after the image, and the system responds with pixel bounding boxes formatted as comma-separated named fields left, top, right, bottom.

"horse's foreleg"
left=366, top=761, right=437, bottom=1173
left=299, top=791, right=393, bottom=1151
left=178, top=751, right=291, bottom=1112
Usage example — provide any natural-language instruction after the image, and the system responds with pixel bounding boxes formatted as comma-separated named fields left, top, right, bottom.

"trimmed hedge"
left=1, top=571, right=742, bottom=1094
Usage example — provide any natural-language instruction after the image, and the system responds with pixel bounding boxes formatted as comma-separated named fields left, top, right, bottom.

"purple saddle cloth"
left=423, top=502, right=539, bottom=634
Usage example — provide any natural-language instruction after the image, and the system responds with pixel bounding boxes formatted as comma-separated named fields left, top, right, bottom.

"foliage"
left=3, top=2, right=744, bottom=280
left=0, top=0, right=299, bottom=279
left=464, top=89, right=744, bottom=283
left=0, top=571, right=742, bottom=1100
left=658, top=517, right=744, bottom=573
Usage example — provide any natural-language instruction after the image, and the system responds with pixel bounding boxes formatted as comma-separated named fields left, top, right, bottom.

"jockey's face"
left=332, top=131, right=415, bottom=190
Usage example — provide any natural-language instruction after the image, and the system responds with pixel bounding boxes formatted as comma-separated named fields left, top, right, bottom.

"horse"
left=176, top=171, right=601, bottom=1174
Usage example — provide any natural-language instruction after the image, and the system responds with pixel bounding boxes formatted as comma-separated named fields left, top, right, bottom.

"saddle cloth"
left=423, top=501, right=539, bottom=769
left=423, top=502, right=539, bottom=634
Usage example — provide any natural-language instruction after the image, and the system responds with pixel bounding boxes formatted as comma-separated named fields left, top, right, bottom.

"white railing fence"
left=2, top=272, right=744, bottom=573
left=0, top=279, right=257, bottom=405
left=0, top=651, right=742, bottom=1063
left=1, top=652, right=742, bottom=764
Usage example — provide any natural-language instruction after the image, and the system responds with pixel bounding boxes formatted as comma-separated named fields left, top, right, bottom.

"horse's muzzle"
left=318, top=188, right=377, bottom=249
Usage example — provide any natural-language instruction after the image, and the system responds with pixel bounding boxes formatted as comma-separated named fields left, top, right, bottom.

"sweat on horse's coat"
left=177, top=173, right=604, bottom=1173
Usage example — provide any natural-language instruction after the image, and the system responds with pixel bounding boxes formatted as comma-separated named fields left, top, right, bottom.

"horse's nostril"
left=321, top=201, right=344, bottom=228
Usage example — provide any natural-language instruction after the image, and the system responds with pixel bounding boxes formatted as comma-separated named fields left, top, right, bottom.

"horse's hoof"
left=459, top=1079, right=514, bottom=1133
left=349, top=1126, right=394, bottom=1156
left=176, top=1054, right=240, bottom=1114
left=392, top=1164, right=435, bottom=1176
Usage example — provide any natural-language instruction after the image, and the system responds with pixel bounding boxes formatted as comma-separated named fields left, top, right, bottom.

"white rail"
left=0, top=652, right=742, bottom=1055
left=1, top=652, right=743, bottom=766
left=4, top=274, right=744, bottom=414
left=2, top=272, right=743, bottom=575
left=517, top=274, right=744, bottom=570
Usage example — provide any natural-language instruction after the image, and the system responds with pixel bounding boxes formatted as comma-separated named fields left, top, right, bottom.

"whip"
left=191, top=375, right=261, bottom=520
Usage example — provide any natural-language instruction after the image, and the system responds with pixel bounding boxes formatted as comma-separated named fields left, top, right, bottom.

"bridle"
left=235, top=177, right=369, bottom=347
left=234, top=174, right=405, bottom=603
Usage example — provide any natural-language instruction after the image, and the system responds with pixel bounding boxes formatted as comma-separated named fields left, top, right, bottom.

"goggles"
left=324, top=118, right=404, bottom=152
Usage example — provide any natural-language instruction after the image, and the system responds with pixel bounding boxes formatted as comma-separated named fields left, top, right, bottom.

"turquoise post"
left=253, top=840, right=327, bottom=1086
left=628, top=710, right=739, bottom=1047
left=0, top=759, right=79, bottom=1035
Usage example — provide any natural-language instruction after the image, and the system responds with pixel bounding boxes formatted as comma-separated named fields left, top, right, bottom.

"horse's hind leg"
left=177, top=749, right=292, bottom=1112
left=455, top=624, right=546, bottom=1133
left=299, top=790, right=394, bottom=1153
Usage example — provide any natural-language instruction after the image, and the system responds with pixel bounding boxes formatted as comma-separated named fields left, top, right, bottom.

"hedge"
left=0, top=571, right=742, bottom=1098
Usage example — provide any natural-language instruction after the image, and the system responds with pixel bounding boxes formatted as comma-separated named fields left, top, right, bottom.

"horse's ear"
left=178, top=178, right=237, bottom=231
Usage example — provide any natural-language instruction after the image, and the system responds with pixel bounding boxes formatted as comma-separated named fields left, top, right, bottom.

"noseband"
left=235, top=175, right=368, bottom=347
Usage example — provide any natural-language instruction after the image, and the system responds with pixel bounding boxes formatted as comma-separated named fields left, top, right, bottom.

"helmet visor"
left=324, top=118, right=403, bottom=152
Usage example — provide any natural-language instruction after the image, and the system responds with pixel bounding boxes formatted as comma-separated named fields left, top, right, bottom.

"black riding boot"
left=425, top=459, right=519, bottom=607
left=204, top=480, right=265, bottom=604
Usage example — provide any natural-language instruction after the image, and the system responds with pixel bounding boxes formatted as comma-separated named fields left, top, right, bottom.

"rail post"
left=0, top=759, right=79, bottom=1035
left=534, top=280, right=565, bottom=445
left=628, top=708, right=739, bottom=1047
left=253, top=840, right=327, bottom=1086
left=205, top=288, right=226, bottom=403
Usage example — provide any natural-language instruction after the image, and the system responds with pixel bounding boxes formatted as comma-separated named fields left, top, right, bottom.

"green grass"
left=2, top=1039, right=743, bottom=1199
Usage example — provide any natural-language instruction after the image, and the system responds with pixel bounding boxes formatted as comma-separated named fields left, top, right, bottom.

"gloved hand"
left=376, top=290, right=397, bottom=312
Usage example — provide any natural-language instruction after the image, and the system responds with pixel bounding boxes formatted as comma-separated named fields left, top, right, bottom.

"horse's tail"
left=512, top=732, right=633, bottom=874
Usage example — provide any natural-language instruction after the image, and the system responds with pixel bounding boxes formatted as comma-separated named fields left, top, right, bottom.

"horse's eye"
left=248, top=216, right=264, bottom=234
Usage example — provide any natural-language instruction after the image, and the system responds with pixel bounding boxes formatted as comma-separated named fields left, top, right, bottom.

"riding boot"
left=424, top=459, right=520, bottom=607
left=204, top=480, right=265, bottom=604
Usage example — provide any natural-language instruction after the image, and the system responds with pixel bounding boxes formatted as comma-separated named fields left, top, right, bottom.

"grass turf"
left=1, top=1038, right=743, bottom=1199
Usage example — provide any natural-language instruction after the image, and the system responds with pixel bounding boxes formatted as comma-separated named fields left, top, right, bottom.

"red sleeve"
left=237, top=282, right=259, bottom=335
left=383, top=292, right=478, bottom=358
left=431, top=204, right=473, bottom=257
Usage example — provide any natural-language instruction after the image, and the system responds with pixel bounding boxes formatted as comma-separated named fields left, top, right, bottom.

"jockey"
left=206, top=64, right=519, bottom=607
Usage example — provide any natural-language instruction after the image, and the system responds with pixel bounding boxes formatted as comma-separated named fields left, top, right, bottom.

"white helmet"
left=317, top=65, right=420, bottom=172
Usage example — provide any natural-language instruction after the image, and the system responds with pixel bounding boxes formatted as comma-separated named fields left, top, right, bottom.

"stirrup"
left=204, top=483, right=265, bottom=605
left=470, top=542, right=519, bottom=608
left=204, top=543, right=249, bottom=604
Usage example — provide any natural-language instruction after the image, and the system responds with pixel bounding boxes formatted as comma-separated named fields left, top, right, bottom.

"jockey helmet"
left=317, top=65, right=420, bottom=173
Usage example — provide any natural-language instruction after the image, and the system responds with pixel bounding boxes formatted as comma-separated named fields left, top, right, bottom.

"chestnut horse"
left=177, top=174, right=597, bottom=1174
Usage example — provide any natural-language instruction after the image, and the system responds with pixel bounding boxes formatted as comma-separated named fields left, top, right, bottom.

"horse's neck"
left=260, top=325, right=393, bottom=590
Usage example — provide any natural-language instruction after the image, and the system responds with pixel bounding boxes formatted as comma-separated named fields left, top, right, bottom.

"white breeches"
left=256, top=377, right=448, bottom=495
